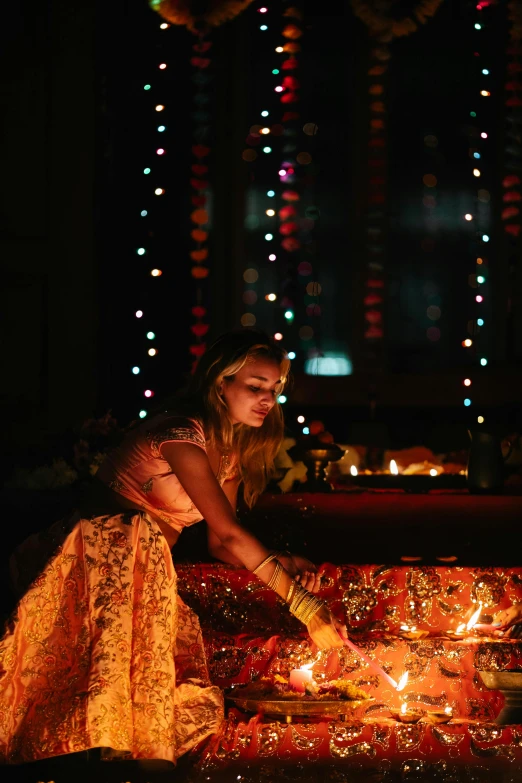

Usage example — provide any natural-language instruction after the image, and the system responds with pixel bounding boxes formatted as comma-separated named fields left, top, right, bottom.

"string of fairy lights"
left=241, top=2, right=318, bottom=402
left=461, top=0, right=495, bottom=426
left=131, top=19, right=173, bottom=420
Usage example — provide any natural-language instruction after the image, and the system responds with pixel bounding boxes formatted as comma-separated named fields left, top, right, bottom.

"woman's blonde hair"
left=187, top=330, right=291, bottom=507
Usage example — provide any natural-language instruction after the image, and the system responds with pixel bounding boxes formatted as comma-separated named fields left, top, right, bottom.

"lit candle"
left=350, top=465, right=358, bottom=477
left=467, top=604, right=482, bottom=632
left=289, top=663, right=314, bottom=693
left=390, top=460, right=399, bottom=475
left=344, top=638, right=408, bottom=691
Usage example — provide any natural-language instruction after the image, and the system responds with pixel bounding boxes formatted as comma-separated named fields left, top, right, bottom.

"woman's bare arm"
left=162, top=442, right=345, bottom=649
left=207, top=477, right=243, bottom=565
left=161, top=442, right=271, bottom=571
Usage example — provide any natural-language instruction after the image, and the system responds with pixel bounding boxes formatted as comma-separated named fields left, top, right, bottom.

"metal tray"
left=227, top=694, right=372, bottom=721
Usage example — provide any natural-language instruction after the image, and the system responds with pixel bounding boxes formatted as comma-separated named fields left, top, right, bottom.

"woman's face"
left=221, top=357, right=282, bottom=427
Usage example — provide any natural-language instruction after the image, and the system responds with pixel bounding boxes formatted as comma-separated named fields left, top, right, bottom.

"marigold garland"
left=149, top=0, right=255, bottom=32
left=350, top=0, right=445, bottom=41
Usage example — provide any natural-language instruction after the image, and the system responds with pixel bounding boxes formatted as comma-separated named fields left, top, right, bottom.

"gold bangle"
left=288, top=584, right=326, bottom=624
left=302, top=601, right=325, bottom=625
left=253, top=552, right=278, bottom=575
left=267, top=560, right=283, bottom=592
left=286, top=579, right=297, bottom=604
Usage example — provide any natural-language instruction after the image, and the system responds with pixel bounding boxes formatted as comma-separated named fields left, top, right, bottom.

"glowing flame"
left=396, top=672, right=409, bottom=692
left=445, top=705, right=453, bottom=715
left=466, top=604, right=482, bottom=631
left=429, top=468, right=438, bottom=477
left=300, top=662, right=314, bottom=671
left=456, top=623, right=466, bottom=634
left=390, top=460, right=399, bottom=475
left=350, top=465, right=358, bottom=477
left=401, top=702, right=407, bottom=714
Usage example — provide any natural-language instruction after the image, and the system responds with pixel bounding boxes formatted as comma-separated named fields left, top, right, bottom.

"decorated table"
left=177, top=559, right=522, bottom=782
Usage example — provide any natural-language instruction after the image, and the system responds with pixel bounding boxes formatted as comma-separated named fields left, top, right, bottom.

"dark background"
left=1, top=0, right=521, bottom=470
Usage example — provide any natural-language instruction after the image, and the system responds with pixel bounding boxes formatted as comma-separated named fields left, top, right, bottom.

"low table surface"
left=241, top=492, right=522, bottom=566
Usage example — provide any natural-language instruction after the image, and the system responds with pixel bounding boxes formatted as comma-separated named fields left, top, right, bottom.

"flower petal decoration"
left=191, top=323, right=210, bottom=337
left=192, top=144, right=210, bottom=159
left=150, top=0, right=256, bottom=33
left=189, top=343, right=207, bottom=357
left=191, top=266, right=210, bottom=278
left=190, top=249, right=209, bottom=263
left=190, top=209, right=209, bottom=225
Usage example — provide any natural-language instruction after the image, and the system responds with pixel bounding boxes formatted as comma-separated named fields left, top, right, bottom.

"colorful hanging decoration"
left=352, top=0, right=445, bottom=364
left=362, top=44, right=389, bottom=347
left=350, top=0, right=445, bottom=41
left=240, top=2, right=314, bottom=366
left=149, top=0, right=255, bottom=33
left=502, top=0, right=522, bottom=240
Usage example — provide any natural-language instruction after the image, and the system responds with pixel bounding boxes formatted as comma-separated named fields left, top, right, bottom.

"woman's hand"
left=278, top=552, right=323, bottom=594
left=306, top=605, right=347, bottom=650
left=493, top=604, right=522, bottom=638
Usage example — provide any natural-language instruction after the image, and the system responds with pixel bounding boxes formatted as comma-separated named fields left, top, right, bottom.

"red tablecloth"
left=176, top=561, right=522, bottom=781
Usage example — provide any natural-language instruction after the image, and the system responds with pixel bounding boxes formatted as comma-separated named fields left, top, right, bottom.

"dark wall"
left=0, top=0, right=98, bottom=457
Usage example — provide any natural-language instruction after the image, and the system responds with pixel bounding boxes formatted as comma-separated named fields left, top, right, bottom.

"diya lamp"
left=391, top=702, right=422, bottom=724
left=424, top=705, right=453, bottom=725
left=289, top=662, right=314, bottom=693
left=446, top=605, right=482, bottom=639
left=399, top=624, right=429, bottom=641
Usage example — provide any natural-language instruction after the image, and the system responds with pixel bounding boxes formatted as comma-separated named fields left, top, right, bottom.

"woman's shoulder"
left=142, top=410, right=207, bottom=457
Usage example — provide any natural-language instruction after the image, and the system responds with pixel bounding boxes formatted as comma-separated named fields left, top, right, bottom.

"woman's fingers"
left=333, top=616, right=349, bottom=641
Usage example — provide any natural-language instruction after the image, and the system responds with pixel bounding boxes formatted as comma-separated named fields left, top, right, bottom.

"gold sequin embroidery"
left=146, top=427, right=206, bottom=458
left=141, top=477, right=153, bottom=493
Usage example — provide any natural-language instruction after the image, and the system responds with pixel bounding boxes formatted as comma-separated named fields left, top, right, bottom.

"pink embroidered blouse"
left=97, top=413, right=236, bottom=534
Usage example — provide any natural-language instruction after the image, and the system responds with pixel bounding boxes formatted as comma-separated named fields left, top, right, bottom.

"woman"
left=0, top=330, right=346, bottom=767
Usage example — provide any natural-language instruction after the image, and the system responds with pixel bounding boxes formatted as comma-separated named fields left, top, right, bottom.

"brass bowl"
left=227, top=695, right=372, bottom=723
left=287, top=442, right=344, bottom=492
left=479, top=670, right=522, bottom=725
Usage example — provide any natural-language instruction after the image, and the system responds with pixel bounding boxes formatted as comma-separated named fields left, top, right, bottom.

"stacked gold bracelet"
left=286, top=582, right=326, bottom=625
left=267, top=560, right=283, bottom=593
left=252, top=552, right=326, bottom=626
left=252, top=552, right=279, bottom=575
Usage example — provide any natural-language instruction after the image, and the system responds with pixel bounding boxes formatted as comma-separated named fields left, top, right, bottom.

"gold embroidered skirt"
left=0, top=511, right=223, bottom=764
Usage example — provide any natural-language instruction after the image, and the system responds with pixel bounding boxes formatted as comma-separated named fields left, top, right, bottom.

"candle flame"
left=456, top=623, right=466, bottom=634
left=445, top=705, right=453, bottom=715
left=350, top=465, right=358, bottom=477
left=396, top=672, right=409, bottom=692
left=429, top=468, right=438, bottom=477
left=390, top=460, right=399, bottom=475
left=300, top=662, right=314, bottom=671
left=401, top=702, right=407, bottom=714
left=466, top=604, right=482, bottom=631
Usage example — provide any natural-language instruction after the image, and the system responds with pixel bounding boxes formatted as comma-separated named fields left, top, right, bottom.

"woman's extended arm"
left=207, top=477, right=243, bottom=566
left=161, top=442, right=345, bottom=649
left=207, top=471, right=323, bottom=591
